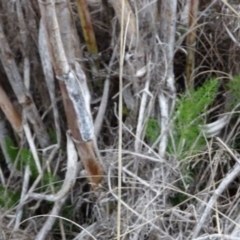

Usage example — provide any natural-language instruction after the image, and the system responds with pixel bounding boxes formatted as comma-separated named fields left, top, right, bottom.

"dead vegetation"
left=1, top=0, right=240, bottom=239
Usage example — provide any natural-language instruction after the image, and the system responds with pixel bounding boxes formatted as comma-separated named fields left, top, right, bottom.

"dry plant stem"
left=0, top=166, right=5, bottom=186
left=23, top=57, right=30, bottom=91
left=17, top=146, right=58, bottom=210
left=35, top=196, right=67, bottom=240
left=17, top=0, right=30, bottom=90
left=76, top=0, right=98, bottom=55
left=108, top=166, right=166, bottom=237
left=231, top=214, right=240, bottom=237
left=0, top=21, right=49, bottom=148
left=76, top=0, right=97, bottom=53
left=192, top=161, right=240, bottom=237
left=195, top=234, right=240, bottom=240
left=111, top=0, right=137, bottom=47
left=158, top=93, right=169, bottom=157
left=135, top=66, right=150, bottom=152
left=0, top=120, right=15, bottom=170
left=203, top=115, right=229, bottom=138
left=29, top=132, right=78, bottom=202
left=14, top=165, right=30, bottom=230
left=117, top=0, right=127, bottom=238
left=93, top=74, right=109, bottom=138
left=23, top=122, right=42, bottom=174
left=158, top=0, right=177, bottom=157
left=101, top=0, right=111, bottom=25
left=112, top=106, right=168, bottom=165
left=186, top=0, right=199, bottom=89
left=39, top=0, right=102, bottom=186
left=122, top=167, right=160, bottom=195
left=216, top=137, right=240, bottom=165
left=73, top=223, right=97, bottom=240
left=224, top=22, right=240, bottom=47
left=38, top=0, right=69, bottom=75
left=101, top=149, right=164, bottom=163
left=221, top=0, right=240, bottom=17
left=61, top=70, right=94, bottom=141
left=0, top=84, right=22, bottom=135
left=60, top=82, right=102, bottom=186
left=42, top=4, right=93, bottom=140
left=94, top=45, right=117, bottom=138
left=39, top=20, right=61, bottom=146
left=38, top=217, right=97, bottom=240
left=59, top=219, right=66, bottom=240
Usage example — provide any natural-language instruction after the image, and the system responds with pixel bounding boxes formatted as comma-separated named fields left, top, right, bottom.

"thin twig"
left=35, top=196, right=67, bottom=240
left=94, top=45, right=117, bottom=138
left=192, top=161, right=240, bottom=237
left=117, top=0, right=125, bottom=237
left=23, top=123, right=42, bottom=174
left=14, top=165, right=31, bottom=230
left=29, top=131, right=78, bottom=201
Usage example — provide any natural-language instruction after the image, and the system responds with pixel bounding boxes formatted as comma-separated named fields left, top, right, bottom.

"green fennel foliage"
left=0, top=185, right=20, bottom=209
left=226, top=75, right=240, bottom=111
left=146, top=118, right=160, bottom=144
left=173, top=79, right=219, bottom=158
left=5, top=137, right=38, bottom=176
left=4, top=137, right=60, bottom=191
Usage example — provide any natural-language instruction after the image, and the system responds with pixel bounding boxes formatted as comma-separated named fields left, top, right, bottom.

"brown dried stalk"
left=39, top=0, right=102, bottom=187
left=0, top=84, right=22, bottom=136
left=76, top=0, right=100, bottom=81
left=76, top=0, right=98, bottom=55
left=186, top=0, right=199, bottom=89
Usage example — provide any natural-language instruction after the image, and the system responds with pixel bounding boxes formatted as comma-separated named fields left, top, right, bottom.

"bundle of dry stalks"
left=1, top=0, right=240, bottom=239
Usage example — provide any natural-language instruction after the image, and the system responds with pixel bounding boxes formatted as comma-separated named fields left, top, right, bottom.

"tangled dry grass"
left=1, top=0, right=240, bottom=239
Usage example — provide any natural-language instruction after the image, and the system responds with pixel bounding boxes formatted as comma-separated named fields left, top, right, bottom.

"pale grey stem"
left=135, top=68, right=151, bottom=152
left=94, top=46, right=117, bottom=138
left=158, top=0, right=177, bottom=157
left=40, top=0, right=93, bottom=141
left=64, top=70, right=94, bottom=141
left=35, top=196, right=67, bottom=240
left=23, top=123, right=42, bottom=174
left=158, top=92, right=169, bottom=157
left=29, top=131, right=78, bottom=201
left=39, top=20, right=61, bottom=146
left=195, top=234, right=240, bottom=240
left=0, top=166, right=5, bottom=186
left=192, top=163, right=240, bottom=238
left=73, top=223, right=97, bottom=240
left=14, top=165, right=31, bottom=230
left=203, top=115, right=229, bottom=138
left=122, top=167, right=161, bottom=195
left=23, top=57, right=30, bottom=90
left=108, top=165, right=167, bottom=236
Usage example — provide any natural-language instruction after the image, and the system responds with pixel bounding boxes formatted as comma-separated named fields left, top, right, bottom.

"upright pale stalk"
left=158, top=0, right=177, bottom=157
